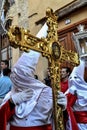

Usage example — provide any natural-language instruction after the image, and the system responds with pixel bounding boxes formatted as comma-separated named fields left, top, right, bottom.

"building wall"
left=58, top=6, right=87, bottom=31
left=6, top=0, right=87, bottom=81
left=6, top=0, right=30, bottom=66
left=28, top=0, right=76, bottom=35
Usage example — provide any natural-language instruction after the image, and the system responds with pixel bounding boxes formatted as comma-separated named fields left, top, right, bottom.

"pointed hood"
left=10, top=23, right=48, bottom=89
left=68, top=59, right=87, bottom=94
left=70, top=59, right=85, bottom=80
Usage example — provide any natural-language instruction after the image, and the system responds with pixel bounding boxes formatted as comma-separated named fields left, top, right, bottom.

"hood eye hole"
left=69, top=76, right=77, bottom=79
left=74, top=76, right=77, bottom=78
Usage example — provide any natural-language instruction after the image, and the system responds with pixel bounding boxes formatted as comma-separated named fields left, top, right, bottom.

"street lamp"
left=73, top=24, right=87, bottom=58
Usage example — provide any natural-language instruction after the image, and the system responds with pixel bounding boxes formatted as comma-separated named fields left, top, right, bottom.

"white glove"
left=11, top=89, right=33, bottom=105
left=57, top=91, right=67, bottom=110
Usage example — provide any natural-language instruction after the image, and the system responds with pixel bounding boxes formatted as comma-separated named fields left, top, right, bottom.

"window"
left=1, top=34, right=9, bottom=49
left=5, top=19, right=12, bottom=31
left=1, top=46, right=12, bottom=68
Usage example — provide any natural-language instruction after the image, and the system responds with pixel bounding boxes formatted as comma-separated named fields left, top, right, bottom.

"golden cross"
left=7, top=8, right=79, bottom=130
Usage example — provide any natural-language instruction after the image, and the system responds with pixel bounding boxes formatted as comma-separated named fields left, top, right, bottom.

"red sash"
left=10, top=124, right=52, bottom=130
left=0, top=100, right=15, bottom=130
left=74, top=111, right=87, bottom=123
left=67, top=93, right=79, bottom=130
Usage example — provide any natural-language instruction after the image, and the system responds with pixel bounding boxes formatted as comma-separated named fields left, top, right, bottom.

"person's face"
left=1, top=62, right=7, bottom=70
left=60, top=68, right=69, bottom=80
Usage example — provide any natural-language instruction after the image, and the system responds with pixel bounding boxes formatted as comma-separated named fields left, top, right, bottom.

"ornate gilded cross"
left=7, top=8, right=79, bottom=130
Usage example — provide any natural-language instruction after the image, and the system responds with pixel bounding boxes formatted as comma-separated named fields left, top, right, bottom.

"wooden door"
left=58, top=19, right=87, bottom=81
left=58, top=32, right=76, bottom=70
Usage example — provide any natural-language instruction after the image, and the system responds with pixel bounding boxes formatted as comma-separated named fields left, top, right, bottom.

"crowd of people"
left=0, top=23, right=87, bottom=130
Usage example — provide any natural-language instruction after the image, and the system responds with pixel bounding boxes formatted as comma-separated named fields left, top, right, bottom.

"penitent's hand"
left=11, top=89, right=33, bottom=105
left=57, top=91, right=67, bottom=110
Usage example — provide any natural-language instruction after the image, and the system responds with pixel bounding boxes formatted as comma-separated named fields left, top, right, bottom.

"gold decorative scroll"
left=7, top=7, right=79, bottom=130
